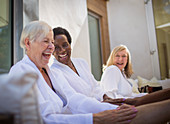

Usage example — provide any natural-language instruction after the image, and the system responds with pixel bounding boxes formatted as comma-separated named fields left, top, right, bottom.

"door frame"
left=145, top=0, right=161, bottom=79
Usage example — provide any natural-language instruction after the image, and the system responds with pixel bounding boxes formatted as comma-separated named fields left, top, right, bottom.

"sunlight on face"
left=53, top=34, right=71, bottom=65
left=113, top=50, right=128, bottom=71
left=27, top=30, right=54, bottom=69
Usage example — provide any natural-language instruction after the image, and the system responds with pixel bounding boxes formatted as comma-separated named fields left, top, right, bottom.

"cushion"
left=128, top=79, right=140, bottom=94
left=159, top=79, right=170, bottom=89
left=137, top=76, right=161, bottom=88
left=0, top=72, right=43, bottom=124
left=137, top=76, right=162, bottom=93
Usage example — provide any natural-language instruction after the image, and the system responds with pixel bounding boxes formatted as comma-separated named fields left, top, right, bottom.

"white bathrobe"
left=51, top=58, right=104, bottom=101
left=101, top=65, right=146, bottom=99
left=9, top=55, right=118, bottom=124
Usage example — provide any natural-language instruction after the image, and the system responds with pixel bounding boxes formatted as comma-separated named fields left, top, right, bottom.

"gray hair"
left=20, top=21, right=52, bottom=50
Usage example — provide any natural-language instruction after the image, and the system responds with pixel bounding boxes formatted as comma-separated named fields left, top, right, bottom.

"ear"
left=24, top=38, right=31, bottom=50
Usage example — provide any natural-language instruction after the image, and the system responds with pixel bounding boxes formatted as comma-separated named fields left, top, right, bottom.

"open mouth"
left=58, top=53, right=68, bottom=61
left=117, top=63, right=124, bottom=65
left=43, top=52, right=51, bottom=59
left=59, top=53, right=67, bottom=58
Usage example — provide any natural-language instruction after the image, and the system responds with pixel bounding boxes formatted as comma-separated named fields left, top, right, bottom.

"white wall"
left=39, top=0, right=91, bottom=66
left=107, top=0, right=156, bottom=79
left=26, top=0, right=160, bottom=79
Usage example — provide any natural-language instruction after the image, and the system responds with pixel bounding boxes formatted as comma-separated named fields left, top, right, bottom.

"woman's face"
left=53, top=34, right=71, bottom=65
left=26, top=30, right=54, bottom=69
left=113, top=49, right=128, bottom=71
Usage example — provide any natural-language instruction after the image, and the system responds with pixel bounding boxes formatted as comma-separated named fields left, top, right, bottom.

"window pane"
left=88, top=14, right=102, bottom=81
left=152, top=0, right=170, bottom=79
left=0, top=0, right=12, bottom=74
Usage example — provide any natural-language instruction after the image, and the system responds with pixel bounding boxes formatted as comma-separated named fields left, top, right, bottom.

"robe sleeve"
left=9, top=58, right=118, bottom=124
left=89, top=74, right=105, bottom=101
left=51, top=69, right=119, bottom=114
left=37, top=86, right=93, bottom=124
left=81, top=59, right=105, bottom=101
left=9, top=61, right=94, bottom=124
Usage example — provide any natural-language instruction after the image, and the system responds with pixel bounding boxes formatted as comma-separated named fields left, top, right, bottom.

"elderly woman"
left=8, top=21, right=139, bottom=124
left=101, top=45, right=147, bottom=99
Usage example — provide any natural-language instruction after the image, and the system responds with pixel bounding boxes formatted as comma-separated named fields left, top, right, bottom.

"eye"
left=43, top=39, right=49, bottom=43
left=55, top=45, right=60, bottom=50
left=116, top=55, right=120, bottom=57
left=122, top=55, right=127, bottom=58
left=63, top=42, right=68, bottom=48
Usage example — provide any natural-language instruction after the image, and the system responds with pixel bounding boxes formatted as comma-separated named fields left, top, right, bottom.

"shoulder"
left=72, top=58, right=87, bottom=63
left=11, top=60, right=33, bottom=70
left=72, top=58, right=89, bottom=67
left=105, top=65, right=120, bottom=73
left=9, top=61, right=36, bottom=76
left=51, top=66, right=62, bottom=74
left=102, top=65, right=122, bottom=78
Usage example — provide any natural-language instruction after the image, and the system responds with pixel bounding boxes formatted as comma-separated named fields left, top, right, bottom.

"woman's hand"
left=102, top=94, right=126, bottom=105
left=103, top=98, right=125, bottom=106
left=93, top=104, right=137, bottom=124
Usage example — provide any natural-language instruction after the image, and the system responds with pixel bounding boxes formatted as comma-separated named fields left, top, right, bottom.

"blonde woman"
left=101, top=45, right=146, bottom=99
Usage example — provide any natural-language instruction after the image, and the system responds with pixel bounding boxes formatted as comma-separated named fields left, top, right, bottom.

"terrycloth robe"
left=9, top=55, right=118, bottom=124
left=101, top=65, right=146, bottom=99
left=51, top=58, right=104, bottom=101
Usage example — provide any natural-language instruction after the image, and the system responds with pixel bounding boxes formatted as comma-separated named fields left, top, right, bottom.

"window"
left=87, top=0, right=110, bottom=81
left=152, top=0, right=170, bottom=79
left=88, top=13, right=103, bottom=81
left=0, top=0, right=12, bottom=74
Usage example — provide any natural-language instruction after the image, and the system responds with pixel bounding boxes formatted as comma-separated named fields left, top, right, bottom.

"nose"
left=118, top=57, right=123, bottom=61
left=60, top=47, right=65, bottom=52
left=48, top=42, right=54, bottom=50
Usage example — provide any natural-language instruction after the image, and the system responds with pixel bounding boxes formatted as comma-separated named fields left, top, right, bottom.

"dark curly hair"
left=53, top=27, right=72, bottom=44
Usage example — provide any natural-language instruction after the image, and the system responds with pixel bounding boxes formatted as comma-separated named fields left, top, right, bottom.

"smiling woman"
left=53, top=34, right=72, bottom=66
left=20, top=21, right=54, bottom=70
left=51, top=27, right=106, bottom=100
left=101, top=45, right=147, bottom=99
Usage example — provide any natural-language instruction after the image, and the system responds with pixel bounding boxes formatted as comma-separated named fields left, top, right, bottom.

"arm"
left=9, top=63, right=93, bottom=124
left=51, top=68, right=119, bottom=113
left=37, top=88, right=93, bottom=124
left=39, top=96, right=137, bottom=124
left=43, top=69, right=137, bottom=124
left=131, top=99, right=170, bottom=124
left=101, top=66, right=125, bottom=99
left=124, top=88, right=170, bottom=106
left=81, top=59, right=105, bottom=101
left=93, top=104, right=137, bottom=124
left=102, top=94, right=125, bottom=106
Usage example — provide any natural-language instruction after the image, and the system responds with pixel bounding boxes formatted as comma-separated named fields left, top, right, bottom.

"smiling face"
left=26, top=30, right=54, bottom=69
left=53, top=34, right=72, bottom=65
left=113, top=49, right=128, bottom=71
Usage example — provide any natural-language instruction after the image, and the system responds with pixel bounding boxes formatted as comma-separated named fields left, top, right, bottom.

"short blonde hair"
left=103, top=44, right=133, bottom=78
left=20, top=21, right=52, bottom=50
